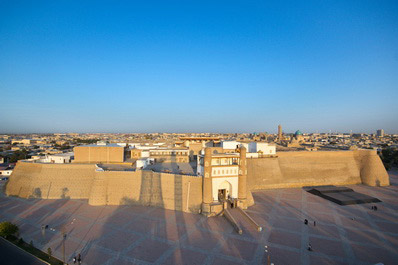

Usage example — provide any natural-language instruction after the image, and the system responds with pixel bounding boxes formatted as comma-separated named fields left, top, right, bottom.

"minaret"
left=202, top=147, right=213, bottom=215
left=278, top=124, right=282, bottom=141
left=238, top=146, right=247, bottom=208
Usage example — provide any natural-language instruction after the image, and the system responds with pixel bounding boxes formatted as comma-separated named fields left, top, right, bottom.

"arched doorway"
left=218, top=180, right=232, bottom=201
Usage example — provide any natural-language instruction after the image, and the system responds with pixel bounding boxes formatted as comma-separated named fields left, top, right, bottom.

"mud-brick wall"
left=6, top=162, right=96, bottom=199
left=88, top=171, right=203, bottom=213
left=73, top=146, right=124, bottom=163
left=247, top=150, right=389, bottom=190
left=353, top=150, right=390, bottom=186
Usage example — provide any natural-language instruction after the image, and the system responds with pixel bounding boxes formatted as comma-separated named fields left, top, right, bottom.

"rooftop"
left=211, top=153, right=240, bottom=157
left=76, top=144, right=122, bottom=148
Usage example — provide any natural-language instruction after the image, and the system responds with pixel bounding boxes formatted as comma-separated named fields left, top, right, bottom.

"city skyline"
left=1, top=1, right=398, bottom=133
left=0, top=128, right=393, bottom=135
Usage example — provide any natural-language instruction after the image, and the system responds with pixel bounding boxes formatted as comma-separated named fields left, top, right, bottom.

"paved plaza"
left=1, top=170, right=397, bottom=265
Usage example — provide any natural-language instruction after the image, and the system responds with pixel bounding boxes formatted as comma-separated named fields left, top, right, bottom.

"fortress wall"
left=247, top=150, right=388, bottom=190
left=6, top=162, right=96, bottom=199
left=5, top=162, right=36, bottom=198
left=7, top=162, right=203, bottom=213
left=6, top=162, right=202, bottom=213
left=89, top=171, right=203, bottom=213
left=353, top=150, right=390, bottom=186
left=6, top=149, right=388, bottom=213
left=247, top=158, right=284, bottom=190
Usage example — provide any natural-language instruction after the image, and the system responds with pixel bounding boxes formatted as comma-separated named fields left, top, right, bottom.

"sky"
left=1, top=0, right=397, bottom=134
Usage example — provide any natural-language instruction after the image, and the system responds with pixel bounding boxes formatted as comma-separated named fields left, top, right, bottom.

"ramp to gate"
left=224, top=206, right=262, bottom=235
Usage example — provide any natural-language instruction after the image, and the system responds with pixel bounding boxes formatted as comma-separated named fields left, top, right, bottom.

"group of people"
left=72, top=253, right=82, bottom=264
left=304, top=219, right=316, bottom=226
left=371, top=205, right=378, bottom=211
left=304, top=219, right=315, bottom=251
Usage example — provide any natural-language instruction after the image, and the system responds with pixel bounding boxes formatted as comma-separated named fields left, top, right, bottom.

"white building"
left=136, top=157, right=155, bottom=169
left=248, top=142, right=276, bottom=155
left=47, top=153, right=73, bottom=163
left=0, top=169, right=12, bottom=177
left=34, top=153, right=74, bottom=163
left=221, top=141, right=276, bottom=156
left=220, top=141, right=241, bottom=150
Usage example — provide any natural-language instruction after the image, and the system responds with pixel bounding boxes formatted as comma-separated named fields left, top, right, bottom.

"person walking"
left=73, top=257, right=76, bottom=264
left=313, top=221, right=316, bottom=227
left=77, top=253, right=81, bottom=264
left=304, top=219, right=308, bottom=225
left=307, top=243, right=313, bottom=251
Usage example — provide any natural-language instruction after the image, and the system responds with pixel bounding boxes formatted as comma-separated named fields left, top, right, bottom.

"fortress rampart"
left=6, top=162, right=203, bottom=213
left=5, top=150, right=389, bottom=213
left=247, top=150, right=389, bottom=190
left=5, top=163, right=96, bottom=199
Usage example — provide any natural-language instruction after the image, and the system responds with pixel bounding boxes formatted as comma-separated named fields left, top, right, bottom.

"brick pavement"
left=0, top=170, right=397, bottom=264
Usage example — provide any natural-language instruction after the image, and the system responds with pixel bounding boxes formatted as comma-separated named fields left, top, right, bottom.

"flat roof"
left=211, top=153, right=240, bottom=157
left=180, top=137, right=220, bottom=140
left=76, top=144, right=123, bottom=148
left=48, top=152, right=74, bottom=157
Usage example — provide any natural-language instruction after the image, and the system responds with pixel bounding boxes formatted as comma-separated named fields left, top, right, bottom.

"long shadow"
left=5, top=157, right=207, bottom=264
left=75, top=164, right=168, bottom=264
left=4, top=195, right=81, bottom=257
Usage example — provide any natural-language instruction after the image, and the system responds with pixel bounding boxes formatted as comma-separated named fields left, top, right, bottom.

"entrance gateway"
left=200, top=146, right=248, bottom=216
left=218, top=189, right=226, bottom=201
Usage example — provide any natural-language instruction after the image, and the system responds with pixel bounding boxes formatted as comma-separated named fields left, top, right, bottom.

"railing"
left=224, top=209, right=243, bottom=234
left=237, top=207, right=262, bottom=231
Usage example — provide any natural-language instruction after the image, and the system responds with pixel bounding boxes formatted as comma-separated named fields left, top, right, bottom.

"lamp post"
left=61, top=218, right=75, bottom=265
left=265, top=245, right=270, bottom=265
left=62, top=227, right=66, bottom=264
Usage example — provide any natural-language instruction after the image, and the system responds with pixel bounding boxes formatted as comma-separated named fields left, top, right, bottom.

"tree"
left=380, top=148, right=398, bottom=170
left=9, top=149, right=30, bottom=163
left=32, top=188, right=42, bottom=198
left=0, top=221, right=19, bottom=238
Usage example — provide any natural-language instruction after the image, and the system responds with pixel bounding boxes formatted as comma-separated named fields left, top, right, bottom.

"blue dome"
left=295, top=130, right=303, bottom=136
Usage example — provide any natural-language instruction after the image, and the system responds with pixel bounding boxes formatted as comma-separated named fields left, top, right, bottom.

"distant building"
left=220, top=141, right=276, bottom=157
left=376, top=129, right=384, bottom=137
left=248, top=142, right=276, bottom=156
left=148, top=148, right=189, bottom=163
left=286, top=130, right=305, bottom=147
left=278, top=124, right=283, bottom=141
left=44, top=153, right=74, bottom=164
left=11, top=139, right=36, bottom=145
left=136, top=157, right=155, bottom=169
left=221, top=141, right=241, bottom=150
left=179, top=137, right=219, bottom=158
left=0, top=167, right=12, bottom=176
left=130, top=146, right=189, bottom=163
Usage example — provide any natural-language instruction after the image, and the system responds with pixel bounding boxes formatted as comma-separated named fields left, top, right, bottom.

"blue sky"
left=1, top=0, right=397, bottom=134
